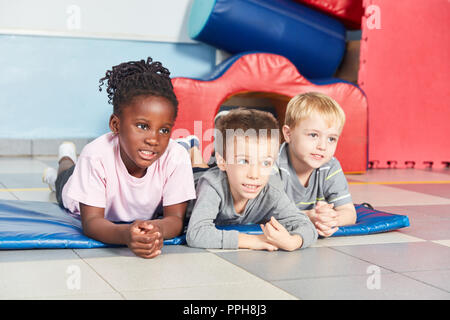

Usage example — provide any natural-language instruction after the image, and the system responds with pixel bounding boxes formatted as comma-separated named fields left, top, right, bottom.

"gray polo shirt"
left=186, top=166, right=318, bottom=249
left=275, top=142, right=353, bottom=211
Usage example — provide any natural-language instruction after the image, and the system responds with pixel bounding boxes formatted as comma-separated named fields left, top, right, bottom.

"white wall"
left=0, top=0, right=196, bottom=43
left=0, top=0, right=217, bottom=140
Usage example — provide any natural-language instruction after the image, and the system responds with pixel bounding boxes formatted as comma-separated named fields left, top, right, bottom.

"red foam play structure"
left=359, top=0, right=450, bottom=169
left=171, top=52, right=368, bottom=173
left=293, top=0, right=363, bottom=29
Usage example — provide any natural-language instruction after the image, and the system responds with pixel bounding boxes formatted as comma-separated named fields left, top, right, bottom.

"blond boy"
left=278, top=92, right=357, bottom=237
left=186, top=108, right=317, bottom=250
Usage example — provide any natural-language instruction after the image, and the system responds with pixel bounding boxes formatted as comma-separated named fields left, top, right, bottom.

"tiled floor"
left=0, top=157, right=449, bottom=300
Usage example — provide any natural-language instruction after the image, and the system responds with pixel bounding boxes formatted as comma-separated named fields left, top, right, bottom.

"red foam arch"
left=293, top=0, right=363, bottom=29
left=171, top=53, right=367, bottom=173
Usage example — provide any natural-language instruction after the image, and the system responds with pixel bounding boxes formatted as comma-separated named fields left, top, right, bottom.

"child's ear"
left=109, top=114, right=120, bottom=135
left=215, top=152, right=227, bottom=171
left=282, top=125, right=291, bottom=143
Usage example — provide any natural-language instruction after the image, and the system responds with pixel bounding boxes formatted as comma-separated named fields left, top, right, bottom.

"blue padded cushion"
left=216, top=204, right=410, bottom=237
left=0, top=200, right=182, bottom=249
left=188, top=0, right=346, bottom=78
left=0, top=200, right=409, bottom=249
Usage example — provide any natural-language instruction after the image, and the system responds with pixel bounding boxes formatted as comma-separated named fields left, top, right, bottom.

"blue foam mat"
left=0, top=200, right=409, bottom=249
left=216, top=204, right=411, bottom=237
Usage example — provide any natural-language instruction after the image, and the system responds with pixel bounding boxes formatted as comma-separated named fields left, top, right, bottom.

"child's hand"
left=238, top=233, right=279, bottom=251
left=127, top=220, right=163, bottom=259
left=314, top=201, right=339, bottom=237
left=139, top=221, right=165, bottom=254
left=260, top=217, right=303, bottom=251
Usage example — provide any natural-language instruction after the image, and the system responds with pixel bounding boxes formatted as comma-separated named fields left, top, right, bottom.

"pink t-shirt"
left=62, top=132, right=196, bottom=222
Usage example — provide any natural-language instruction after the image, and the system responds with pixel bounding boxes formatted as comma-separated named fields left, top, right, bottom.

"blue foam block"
left=0, top=200, right=409, bottom=249
left=188, top=0, right=346, bottom=79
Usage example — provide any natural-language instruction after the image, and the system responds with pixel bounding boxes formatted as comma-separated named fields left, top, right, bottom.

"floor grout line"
left=326, top=245, right=450, bottom=294
left=209, top=251, right=300, bottom=300
left=396, top=271, right=450, bottom=294
left=0, top=181, right=19, bottom=200
left=71, top=249, right=127, bottom=300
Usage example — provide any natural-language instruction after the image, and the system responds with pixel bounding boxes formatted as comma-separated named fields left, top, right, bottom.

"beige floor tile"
left=346, top=169, right=450, bottom=183
left=0, top=158, right=49, bottom=174
left=76, top=251, right=274, bottom=292
left=122, top=281, right=297, bottom=300
left=432, top=240, right=450, bottom=248
left=312, top=231, right=426, bottom=247
left=0, top=190, right=18, bottom=200
left=349, top=184, right=450, bottom=206
left=10, top=190, right=56, bottom=202
left=28, top=292, right=124, bottom=300
left=0, top=249, right=117, bottom=299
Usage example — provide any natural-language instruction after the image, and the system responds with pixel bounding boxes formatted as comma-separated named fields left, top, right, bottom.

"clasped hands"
left=127, top=220, right=164, bottom=259
left=308, top=200, right=339, bottom=237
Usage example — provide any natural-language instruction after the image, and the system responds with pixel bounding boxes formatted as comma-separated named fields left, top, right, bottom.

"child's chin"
left=138, top=156, right=160, bottom=167
left=309, top=158, right=329, bottom=168
left=242, top=191, right=262, bottom=200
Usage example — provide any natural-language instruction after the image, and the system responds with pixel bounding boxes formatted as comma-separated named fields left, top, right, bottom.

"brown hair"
left=214, top=108, right=280, bottom=157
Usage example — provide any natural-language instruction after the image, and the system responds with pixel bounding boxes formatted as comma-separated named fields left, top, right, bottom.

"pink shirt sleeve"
left=162, top=144, right=196, bottom=206
left=64, top=155, right=107, bottom=209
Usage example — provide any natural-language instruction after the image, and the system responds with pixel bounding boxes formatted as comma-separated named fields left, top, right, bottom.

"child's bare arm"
left=238, top=233, right=278, bottom=251
left=334, top=202, right=357, bottom=226
left=151, top=202, right=187, bottom=239
left=80, top=203, right=130, bottom=244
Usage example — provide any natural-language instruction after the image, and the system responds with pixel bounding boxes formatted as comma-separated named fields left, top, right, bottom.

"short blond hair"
left=284, top=92, right=346, bottom=131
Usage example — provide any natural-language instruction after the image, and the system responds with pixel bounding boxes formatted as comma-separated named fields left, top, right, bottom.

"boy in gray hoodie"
left=186, top=108, right=317, bottom=251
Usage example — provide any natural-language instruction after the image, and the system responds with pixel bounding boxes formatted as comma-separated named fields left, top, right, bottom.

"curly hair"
left=98, top=57, right=178, bottom=119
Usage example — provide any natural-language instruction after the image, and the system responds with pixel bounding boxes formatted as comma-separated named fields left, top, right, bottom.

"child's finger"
left=130, top=220, right=144, bottom=232
left=269, top=216, right=283, bottom=231
left=316, top=205, right=336, bottom=213
left=316, top=215, right=338, bottom=227
left=260, top=224, right=273, bottom=242
left=316, top=201, right=329, bottom=208
left=139, top=221, right=155, bottom=232
left=155, top=239, right=164, bottom=251
left=316, top=223, right=338, bottom=237
left=264, top=242, right=278, bottom=251
left=323, top=227, right=338, bottom=237
left=315, top=221, right=332, bottom=232
left=131, top=233, right=151, bottom=244
left=138, top=249, right=161, bottom=259
left=316, top=210, right=338, bottom=221
left=264, top=221, right=277, bottom=236
left=132, top=232, right=160, bottom=246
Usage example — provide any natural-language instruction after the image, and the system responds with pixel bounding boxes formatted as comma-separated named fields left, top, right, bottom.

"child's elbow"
left=186, top=228, right=205, bottom=248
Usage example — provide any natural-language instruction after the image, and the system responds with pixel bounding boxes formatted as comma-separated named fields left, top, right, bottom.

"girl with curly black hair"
left=43, top=57, right=196, bottom=259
